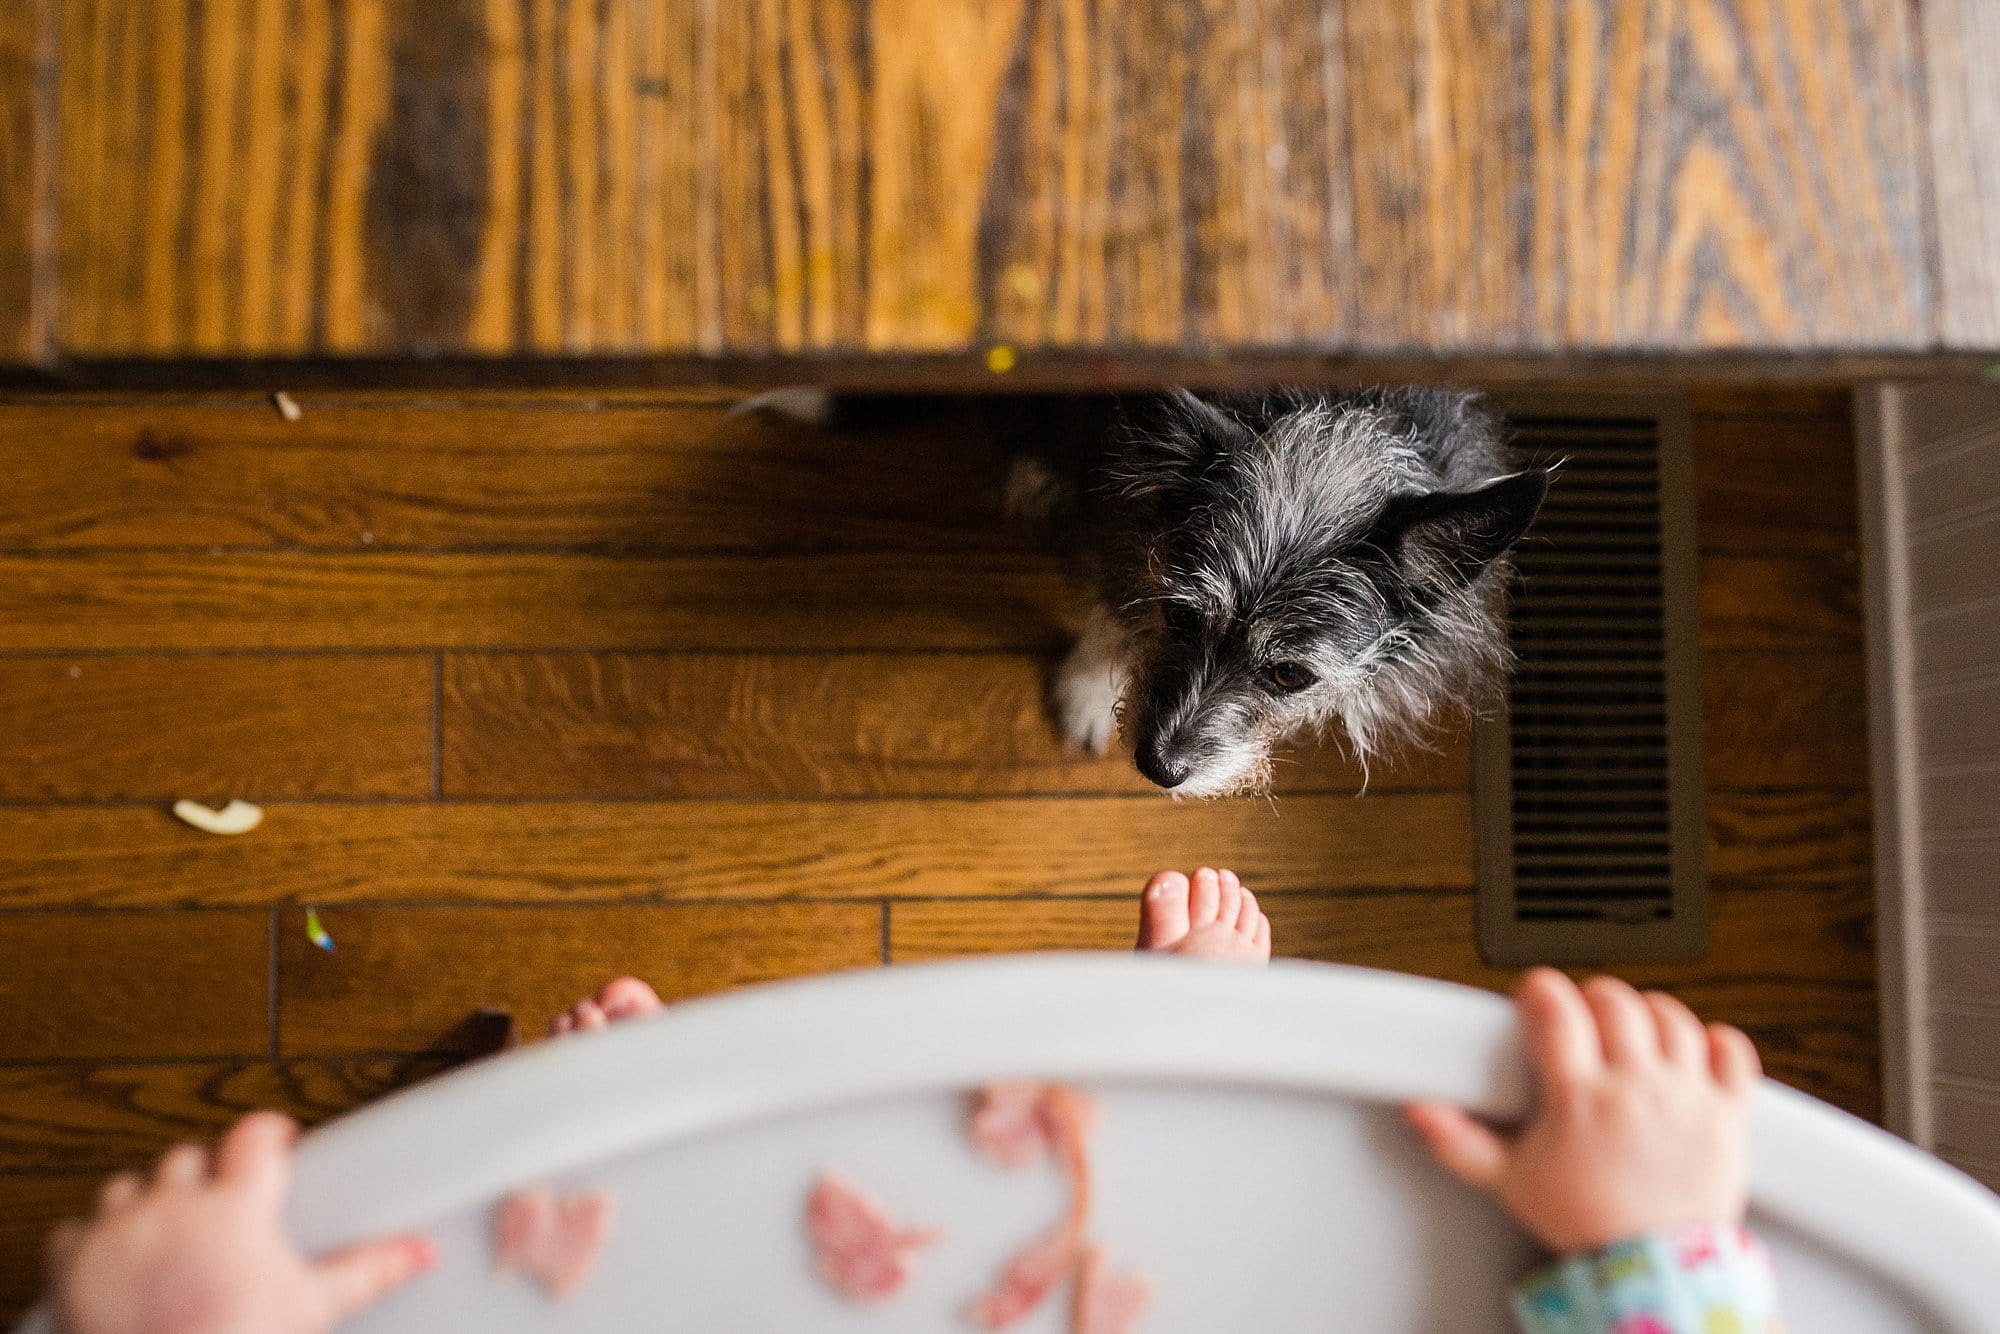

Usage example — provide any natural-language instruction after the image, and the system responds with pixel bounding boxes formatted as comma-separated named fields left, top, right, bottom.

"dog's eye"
left=1266, top=661, right=1315, bottom=693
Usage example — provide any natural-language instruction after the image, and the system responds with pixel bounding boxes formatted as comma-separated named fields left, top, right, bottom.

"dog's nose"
left=1136, top=744, right=1192, bottom=789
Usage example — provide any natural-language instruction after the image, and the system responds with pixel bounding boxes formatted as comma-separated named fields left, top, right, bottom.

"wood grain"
left=1701, top=649, right=1867, bottom=790
left=0, top=551, right=1076, bottom=651
left=46, top=0, right=1942, bottom=357
left=0, top=912, right=268, bottom=1061
left=0, top=1057, right=449, bottom=1172
left=1690, top=408, right=1860, bottom=554
left=0, top=654, right=433, bottom=800
left=0, top=794, right=1474, bottom=909
left=1704, top=788, right=1872, bottom=892
left=0, top=394, right=1859, bottom=553
left=441, top=651, right=1465, bottom=799
left=0, top=550, right=1853, bottom=659
left=1697, top=555, right=1862, bottom=648
left=1922, top=0, right=2000, bottom=348
left=0, top=0, right=52, bottom=364
left=891, top=879, right=1880, bottom=1118
left=275, top=903, right=882, bottom=1055
left=0, top=399, right=1016, bottom=551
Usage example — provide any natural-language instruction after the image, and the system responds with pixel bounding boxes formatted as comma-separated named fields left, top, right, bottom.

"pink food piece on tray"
left=971, top=1212, right=1085, bottom=1328
left=807, top=1171, right=943, bottom=1302
left=969, top=1083, right=1100, bottom=1328
left=493, top=1186, right=613, bottom=1299
left=970, top=1082, right=1055, bottom=1168
left=971, top=1082, right=1100, bottom=1169
left=1073, top=1245, right=1151, bottom=1334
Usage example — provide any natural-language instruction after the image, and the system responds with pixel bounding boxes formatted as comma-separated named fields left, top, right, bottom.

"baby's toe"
left=1214, top=869, right=1244, bottom=928
left=1236, top=887, right=1259, bottom=935
left=1188, top=868, right=1222, bottom=927
left=573, top=1000, right=608, bottom=1032
left=1136, top=871, right=1192, bottom=951
left=597, top=976, right=663, bottom=1020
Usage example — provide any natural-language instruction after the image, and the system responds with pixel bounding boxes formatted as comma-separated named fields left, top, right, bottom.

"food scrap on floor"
left=493, top=1186, right=614, bottom=1300
left=271, top=390, right=303, bottom=421
left=303, top=909, right=334, bottom=952
left=170, top=798, right=264, bottom=836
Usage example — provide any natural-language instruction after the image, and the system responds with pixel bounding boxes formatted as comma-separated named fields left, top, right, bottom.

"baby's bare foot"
left=1134, top=868, right=1271, bottom=965
left=548, top=976, right=664, bottom=1038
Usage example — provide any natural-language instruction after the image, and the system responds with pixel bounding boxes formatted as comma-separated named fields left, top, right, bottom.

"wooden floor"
left=0, top=387, right=1872, bottom=1316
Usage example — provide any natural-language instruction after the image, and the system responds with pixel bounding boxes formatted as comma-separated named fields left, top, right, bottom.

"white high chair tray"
left=30, top=957, right=2000, bottom=1332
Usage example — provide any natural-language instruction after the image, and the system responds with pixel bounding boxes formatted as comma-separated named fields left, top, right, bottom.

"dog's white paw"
left=1055, top=651, right=1124, bottom=755
left=732, top=386, right=834, bottom=425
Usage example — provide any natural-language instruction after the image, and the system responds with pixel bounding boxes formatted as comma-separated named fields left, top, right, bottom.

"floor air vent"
left=1475, top=394, right=1708, bottom=965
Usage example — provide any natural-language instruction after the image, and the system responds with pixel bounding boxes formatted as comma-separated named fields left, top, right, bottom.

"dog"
left=745, top=387, right=1548, bottom=796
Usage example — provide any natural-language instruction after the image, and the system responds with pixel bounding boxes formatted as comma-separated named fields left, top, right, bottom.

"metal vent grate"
left=1476, top=395, right=1708, bottom=965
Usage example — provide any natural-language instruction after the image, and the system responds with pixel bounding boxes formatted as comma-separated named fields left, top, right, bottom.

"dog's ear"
left=1117, top=390, right=1255, bottom=500
left=1377, top=469, right=1549, bottom=589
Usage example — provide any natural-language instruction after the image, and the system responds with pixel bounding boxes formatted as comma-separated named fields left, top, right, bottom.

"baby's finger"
left=1708, top=1023, right=1763, bottom=1095
left=1253, top=915, right=1271, bottom=952
left=1644, top=991, right=1705, bottom=1067
left=1236, top=888, right=1260, bottom=935
left=153, top=1143, right=209, bottom=1188
left=1583, top=976, right=1656, bottom=1068
left=214, top=1111, right=298, bottom=1209
left=1515, top=968, right=1603, bottom=1086
left=1403, top=1102, right=1511, bottom=1191
left=312, top=1234, right=438, bottom=1324
left=96, top=1171, right=143, bottom=1214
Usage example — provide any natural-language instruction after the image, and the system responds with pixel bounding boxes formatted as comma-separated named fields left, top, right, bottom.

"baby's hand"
left=1404, top=968, right=1760, bottom=1255
left=48, top=1112, right=435, bottom=1334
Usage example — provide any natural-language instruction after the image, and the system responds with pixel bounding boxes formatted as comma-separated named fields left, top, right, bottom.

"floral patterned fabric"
left=1511, top=1225, right=1783, bottom=1334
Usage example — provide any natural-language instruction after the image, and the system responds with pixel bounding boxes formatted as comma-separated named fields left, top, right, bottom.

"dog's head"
left=1112, top=389, right=1547, bottom=795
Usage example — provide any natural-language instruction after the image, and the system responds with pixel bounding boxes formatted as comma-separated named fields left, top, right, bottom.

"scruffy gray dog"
left=749, top=387, right=1547, bottom=796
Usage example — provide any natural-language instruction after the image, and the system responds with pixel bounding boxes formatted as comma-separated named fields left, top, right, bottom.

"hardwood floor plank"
left=49, top=1, right=1938, bottom=358
left=0, top=1057, right=448, bottom=1172
left=442, top=651, right=1466, bottom=799
left=0, top=794, right=1474, bottom=909
left=275, top=903, right=881, bottom=1055
left=0, top=551, right=1076, bottom=651
left=1704, top=788, right=1873, bottom=892
left=0, top=554, right=1858, bottom=656
left=0, top=0, right=52, bottom=364
left=0, top=401, right=1018, bottom=551
left=1701, top=649, right=1867, bottom=791
left=890, top=881, right=1880, bottom=1120
left=0, top=654, right=433, bottom=800
left=1698, top=554, right=1862, bottom=648
left=1691, top=411, right=1859, bottom=554
left=0, top=912, right=268, bottom=1061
